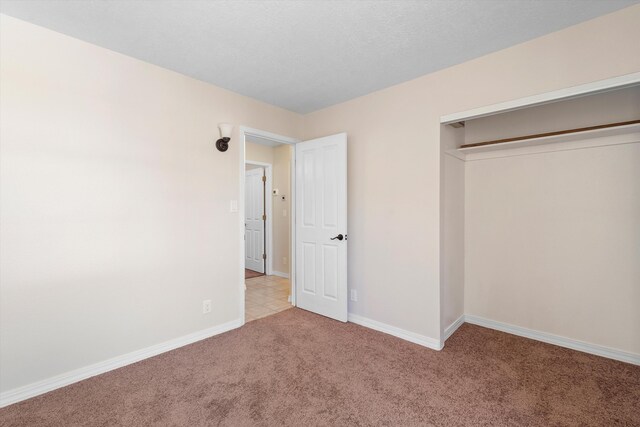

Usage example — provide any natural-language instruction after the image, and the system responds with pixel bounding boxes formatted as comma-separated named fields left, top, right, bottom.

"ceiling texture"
left=1, top=0, right=637, bottom=113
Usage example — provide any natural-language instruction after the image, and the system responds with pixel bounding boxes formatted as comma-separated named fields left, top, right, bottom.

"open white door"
left=295, top=133, right=347, bottom=322
left=245, top=167, right=265, bottom=273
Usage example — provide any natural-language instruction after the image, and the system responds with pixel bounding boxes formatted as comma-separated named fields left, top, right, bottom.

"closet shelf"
left=460, top=119, right=640, bottom=149
left=454, top=120, right=640, bottom=161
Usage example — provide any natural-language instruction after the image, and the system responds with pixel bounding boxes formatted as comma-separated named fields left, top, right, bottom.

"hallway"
left=245, top=275, right=292, bottom=322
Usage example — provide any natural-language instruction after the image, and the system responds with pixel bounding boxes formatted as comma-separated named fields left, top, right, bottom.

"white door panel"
left=295, top=133, right=347, bottom=322
left=245, top=168, right=265, bottom=273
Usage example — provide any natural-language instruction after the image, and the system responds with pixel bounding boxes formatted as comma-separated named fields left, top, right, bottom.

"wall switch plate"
left=283, top=209, right=287, bottom=217
left=202, top=299, right=212, bottom=314
left=350, top=290, right=358, bottom=302
left=283, top=257, right=287, bottom=265
left=229, top=200, right=238, bottom=212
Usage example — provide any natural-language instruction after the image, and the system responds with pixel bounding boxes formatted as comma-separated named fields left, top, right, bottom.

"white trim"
left=241, top=126, right=299, bottom=145
left=465, top=315, right=640, bottom=366
left=440, top=72, right=640, bottom=124
left=238, top=131, right=247, bottom=325
left=443, top=315, right=465, bottom=341
left=272, top=270, right=290, bottom=279
left=0, top=318, right=243, bottom=408
left=245, top=160, right=273, bottom=275
left=289, top=150, right=297, bottom=307
left=348, top=313, right=442, bottom=350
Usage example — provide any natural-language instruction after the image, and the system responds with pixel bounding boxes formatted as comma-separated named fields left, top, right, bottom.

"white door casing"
left=295, top=133, right=348, bottom=322
left=245, top=167, right=265, bottom=273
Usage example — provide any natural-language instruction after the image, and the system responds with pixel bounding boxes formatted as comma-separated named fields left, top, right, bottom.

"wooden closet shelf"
left=460, top=119, right=640, bottom=149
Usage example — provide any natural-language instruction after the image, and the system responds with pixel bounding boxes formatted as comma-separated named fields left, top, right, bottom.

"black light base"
left=216, top=137, right=230, bottom=152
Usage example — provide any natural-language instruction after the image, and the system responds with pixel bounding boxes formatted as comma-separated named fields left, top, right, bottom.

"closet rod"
left=460, top=119, right=640, bottom=149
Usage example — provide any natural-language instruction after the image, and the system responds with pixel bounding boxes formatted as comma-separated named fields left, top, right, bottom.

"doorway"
left=241, top=128, right=297, bottom=323
left=239, top=127, right=349, bottom=325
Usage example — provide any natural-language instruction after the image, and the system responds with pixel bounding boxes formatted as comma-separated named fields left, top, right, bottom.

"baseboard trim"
left=0, top=318, right=243, bottom=408
left=465, top=315, right=640, bottom=366
left=348, top=313, right=442, bottom=350
left=271, top=271, right=289, bottom=279
left=444, top=315, right=465, bottom=341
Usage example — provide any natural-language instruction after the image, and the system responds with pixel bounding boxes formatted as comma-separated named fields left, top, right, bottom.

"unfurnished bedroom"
left=0, top=1, right=638, bottom=425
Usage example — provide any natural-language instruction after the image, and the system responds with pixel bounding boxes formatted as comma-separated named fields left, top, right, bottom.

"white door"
left=295, top=133, right=348, bottom=322
left=245, top=167, right=265, bottom=273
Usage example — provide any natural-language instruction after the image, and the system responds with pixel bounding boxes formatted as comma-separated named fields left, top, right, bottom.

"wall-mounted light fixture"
left=216, top=123, right=233, bottom=152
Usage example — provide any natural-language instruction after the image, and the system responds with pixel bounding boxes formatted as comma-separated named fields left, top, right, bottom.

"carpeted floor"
left=1, top=309, right=639, bottom=426
left=245, top=268, right=265, bottom=279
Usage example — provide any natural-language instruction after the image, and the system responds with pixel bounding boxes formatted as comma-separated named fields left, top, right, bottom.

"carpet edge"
left=0, top=317, right=243, bottom=408
left=465, top=314, right=640, bottom=365
left=348, top=313, right=443, bottom=350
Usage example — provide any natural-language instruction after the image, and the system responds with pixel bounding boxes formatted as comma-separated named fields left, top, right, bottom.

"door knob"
left=330, top=234, right=344, bottom=241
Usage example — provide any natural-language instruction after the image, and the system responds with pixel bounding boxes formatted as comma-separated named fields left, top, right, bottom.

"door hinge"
left=262, top=175, right=266, bottom=182
left=262, top=253, right=267, bottom=260
left=262, top=214, right=266, bottom=221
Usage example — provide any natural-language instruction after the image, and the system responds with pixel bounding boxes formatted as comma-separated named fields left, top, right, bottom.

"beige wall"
left=245, top=141, right=274, bottom=164
left=440, top=126, right=465, bottom=334
left=0, top=15, right=301, bottom=393
left=272, top=144, right=292, bottom=276
left=465, top=142, right=640, bottom=354
left=245, top=142, right=292, bottom=276
left=303, top=5, right=640, bottom=342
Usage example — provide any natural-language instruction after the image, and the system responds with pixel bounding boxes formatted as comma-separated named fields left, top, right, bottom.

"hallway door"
left=245, top=167, right=265, bottom=273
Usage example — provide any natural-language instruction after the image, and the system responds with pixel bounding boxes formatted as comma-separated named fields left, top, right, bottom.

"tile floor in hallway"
left=245, top=275, right=292, bottom=322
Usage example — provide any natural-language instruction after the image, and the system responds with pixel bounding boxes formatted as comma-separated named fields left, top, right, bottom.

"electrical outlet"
left=350, top=290, right=358, bottom=302
left=283, top=257, right=287, bottom=265
left=202, top=299, right=212, bottom=314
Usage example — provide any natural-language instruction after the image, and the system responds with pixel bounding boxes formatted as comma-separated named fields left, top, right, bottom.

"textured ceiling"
left=1, top=0, right=637, bottom=113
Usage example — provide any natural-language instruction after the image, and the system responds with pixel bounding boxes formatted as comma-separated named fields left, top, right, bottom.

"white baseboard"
left=465, top=315, right=640, bottom=366
left=6, top=312, right=634, bottom=408
left=271, top=271, right=289, bottom=279
left=444, top=315, right=465, bottom=341
left=348, top=313, right=442, bottom=350
left=0, top=318, right=243, bottom=408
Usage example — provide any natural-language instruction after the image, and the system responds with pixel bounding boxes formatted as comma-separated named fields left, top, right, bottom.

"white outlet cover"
left=229, top=200, right=238, bottom=212
left=202, top=299, right=212, bottom=314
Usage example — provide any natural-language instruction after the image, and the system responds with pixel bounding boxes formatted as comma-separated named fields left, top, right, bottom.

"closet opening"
left=440, top=82, right=640, bottom=363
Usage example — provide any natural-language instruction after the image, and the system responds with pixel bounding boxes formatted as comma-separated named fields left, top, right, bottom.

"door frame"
left=239, top=126, right=300, bottom=325
left=244, top=161, right=272, bottom=276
